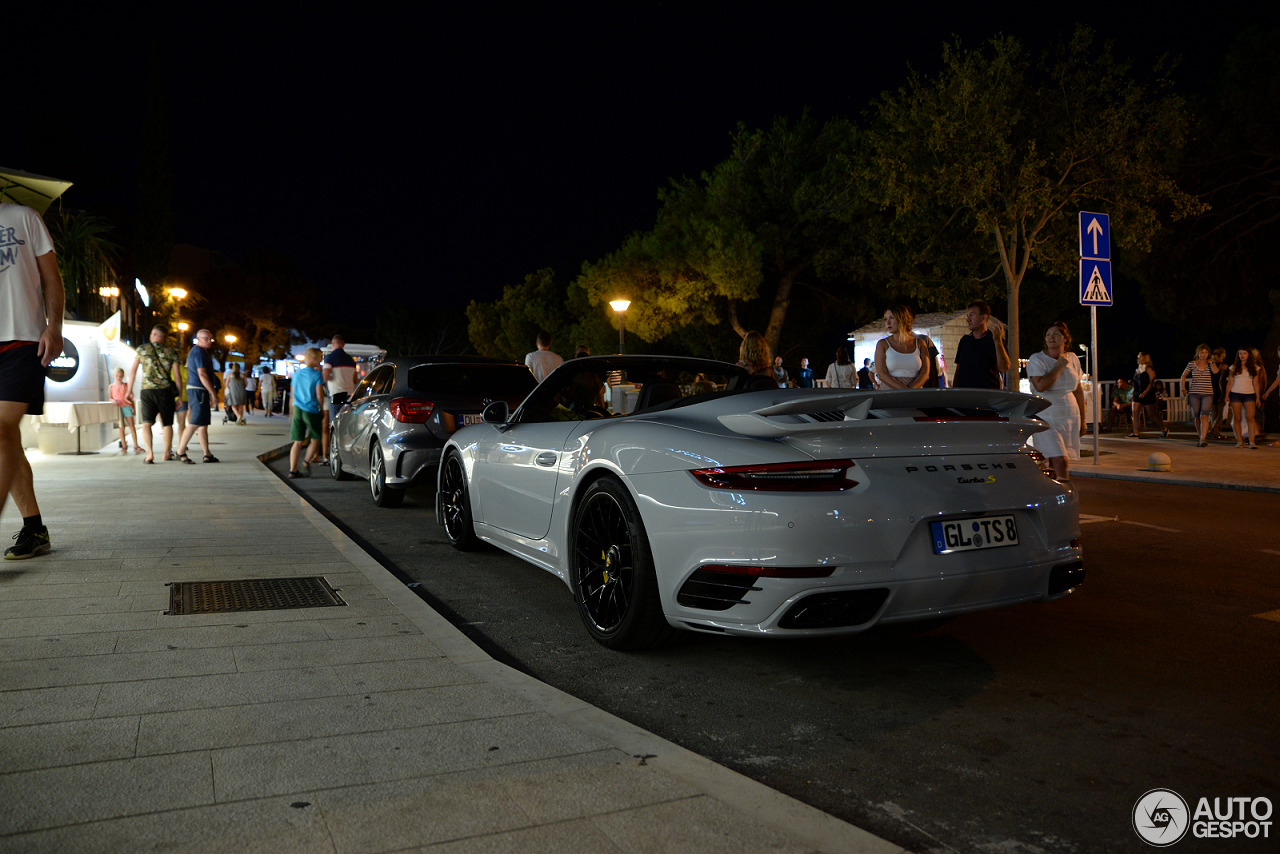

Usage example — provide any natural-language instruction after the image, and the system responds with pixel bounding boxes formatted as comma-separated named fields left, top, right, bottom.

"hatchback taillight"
left=389, top=398, right=434, bottom=423
left=690, top=460, right=857, bottom=491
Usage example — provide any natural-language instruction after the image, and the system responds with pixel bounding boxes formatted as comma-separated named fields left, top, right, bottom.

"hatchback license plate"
left=931, top=515, right=1018, bottom=554
left=462, top=414, right=483, bottom=425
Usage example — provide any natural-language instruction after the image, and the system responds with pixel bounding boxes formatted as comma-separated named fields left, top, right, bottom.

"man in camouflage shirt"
left=127, top=325, right=181, bottom=463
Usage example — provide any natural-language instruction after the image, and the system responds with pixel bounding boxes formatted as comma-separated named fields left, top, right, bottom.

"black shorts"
left=0, top=342, right=44, bottom=416
left=139, top=387, right=176, bottom=426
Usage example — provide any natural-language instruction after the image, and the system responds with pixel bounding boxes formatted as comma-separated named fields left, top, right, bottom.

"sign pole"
left=1079, top=211, right=1112, bottom=467
left=1091, top=305, right=1099, bottom=465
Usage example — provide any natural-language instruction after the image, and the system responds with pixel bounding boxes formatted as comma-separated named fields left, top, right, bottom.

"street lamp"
left=98, top=285, right=120, bottom=319
left=610, top=299, right=631, bottom=354
left=167, top=287, right=187, bottom=336
left=177, top=321, right=189, bottom=358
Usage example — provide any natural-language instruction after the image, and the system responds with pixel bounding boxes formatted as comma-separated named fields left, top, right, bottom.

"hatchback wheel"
left=330, top=447, right=352, bottom=480
left=369, top=445, right=404, bottom=507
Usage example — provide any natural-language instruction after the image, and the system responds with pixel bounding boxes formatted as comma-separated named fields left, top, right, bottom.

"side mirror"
left=482, top=400, right=509, bottom=425
left=331, top=391, right=350, bottom=411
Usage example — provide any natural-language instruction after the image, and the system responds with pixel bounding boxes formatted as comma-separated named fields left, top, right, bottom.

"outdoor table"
left=31, top=401, right=119, bottom=455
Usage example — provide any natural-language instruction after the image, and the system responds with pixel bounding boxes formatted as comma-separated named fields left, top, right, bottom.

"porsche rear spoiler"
left=717, top=388, right=1049, bottom=441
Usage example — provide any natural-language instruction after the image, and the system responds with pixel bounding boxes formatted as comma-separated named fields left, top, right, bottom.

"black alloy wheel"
left=369, top=445, right=404, bottom=508
left=571, top=478, right=678, bottom=650
left=440, top=452, right=478, bottom=550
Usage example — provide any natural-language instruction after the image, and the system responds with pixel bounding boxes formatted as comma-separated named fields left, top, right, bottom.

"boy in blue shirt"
left=289, top=348, right=325, bottom=477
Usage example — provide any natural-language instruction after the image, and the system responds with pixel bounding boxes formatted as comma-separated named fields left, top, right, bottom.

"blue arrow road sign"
left=1080, top=259, right=1113, bottom=306
left=1079, top=212, right=1110, bottom=259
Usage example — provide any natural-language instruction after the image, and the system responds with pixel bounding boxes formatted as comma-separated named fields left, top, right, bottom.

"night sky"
left=9, top=5, right=1273, bottom=328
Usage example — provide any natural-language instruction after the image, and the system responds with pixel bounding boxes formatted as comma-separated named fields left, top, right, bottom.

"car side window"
left=371, top=366, right=396, bottom=396
left=351, top=368, right=384, bottom=403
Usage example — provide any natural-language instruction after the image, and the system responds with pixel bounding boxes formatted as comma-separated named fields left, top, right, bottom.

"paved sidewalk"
left=0, top=417, right=902, bottom=854
left=2, top=416, right=1271, bottom=853
left=1071, top=426, right=1279, bottom=492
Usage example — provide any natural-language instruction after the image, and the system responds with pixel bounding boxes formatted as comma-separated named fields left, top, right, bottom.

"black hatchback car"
left=330, top=355, right=537, bottom=506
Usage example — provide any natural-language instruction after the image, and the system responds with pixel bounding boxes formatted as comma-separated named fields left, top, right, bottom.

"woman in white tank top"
left=874, top=304, right=929, bottom=389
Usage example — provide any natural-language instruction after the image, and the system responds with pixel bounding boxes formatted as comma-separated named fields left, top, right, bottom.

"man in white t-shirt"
left=322, top=334, right=359, bottom=462
left=524, top=331, right=563, bottom=383
left=0, top=203, right=65, bottom=560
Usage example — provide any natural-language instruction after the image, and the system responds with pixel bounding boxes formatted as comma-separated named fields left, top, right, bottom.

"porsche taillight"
left=689, top=460, right=857, bottom=491
left=389, top=398, right=434, bottom=423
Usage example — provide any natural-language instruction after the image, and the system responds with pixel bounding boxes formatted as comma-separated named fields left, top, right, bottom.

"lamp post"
left=610, top=299, right=631, bottom=354
left=177, top=322, right=189, bottom=360
left=167, top=287, right=187, bottom=340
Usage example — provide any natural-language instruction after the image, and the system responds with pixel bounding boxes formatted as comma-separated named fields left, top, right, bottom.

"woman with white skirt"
left=1027, top=321, right=1085, bottom=480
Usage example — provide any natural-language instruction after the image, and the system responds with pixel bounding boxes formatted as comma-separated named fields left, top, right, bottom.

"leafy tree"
left=49, top=211, right=120, bottom=321
left=858, top=27, right=1202, bottom=377
left=466, top=268, right=570, bottom=360
left=187, top=249, right=322, bottom=364
left=375, top=303, right=470, bottom=356
left=577, top=112, right=863, bottom=357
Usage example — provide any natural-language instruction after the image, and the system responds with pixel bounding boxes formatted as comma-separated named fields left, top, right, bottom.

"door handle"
left=535, top=452, right=557, bottom=467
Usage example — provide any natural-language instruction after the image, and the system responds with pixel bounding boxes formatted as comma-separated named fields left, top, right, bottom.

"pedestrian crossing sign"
left=1080, top=259, right=1113, bottom=306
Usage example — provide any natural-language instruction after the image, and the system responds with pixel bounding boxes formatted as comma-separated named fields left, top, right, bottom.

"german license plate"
left=462, top=413, right=483, bottom=425
left=930, top=515, right=1018, bottom=554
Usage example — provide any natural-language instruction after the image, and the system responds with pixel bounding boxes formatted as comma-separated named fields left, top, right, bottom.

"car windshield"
left=515, top=357, right=748, bottom=423
left=407, top=364, right=536, bottom=397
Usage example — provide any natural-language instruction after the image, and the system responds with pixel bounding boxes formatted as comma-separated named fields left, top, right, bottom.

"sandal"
left=177, top=453, right=195, bottom=465
left=203, top=454, right=220, bottom=463
left=288, top=471, right=302, bottom=478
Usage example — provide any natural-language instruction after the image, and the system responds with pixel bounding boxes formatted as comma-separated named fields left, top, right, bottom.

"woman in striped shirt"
left=1180, top=345, right=1218, bottom=447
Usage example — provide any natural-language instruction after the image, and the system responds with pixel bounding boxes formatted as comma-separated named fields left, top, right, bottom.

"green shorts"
left=290, top=408, right=323, bottom=441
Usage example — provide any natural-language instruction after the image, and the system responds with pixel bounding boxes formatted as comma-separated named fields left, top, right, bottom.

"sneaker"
left=5, top=527, right=51, bottom=560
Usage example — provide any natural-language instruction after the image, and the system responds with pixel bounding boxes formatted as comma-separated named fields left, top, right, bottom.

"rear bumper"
left=674, top=552, right=1084, bottom=637
left=624, top=453, right=1082, bottom=637
left=389, top=446, right=442, bottom=487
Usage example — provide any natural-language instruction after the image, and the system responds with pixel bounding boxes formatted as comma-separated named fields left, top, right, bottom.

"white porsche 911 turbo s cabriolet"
left=437, top=355, right=1083, bottom=649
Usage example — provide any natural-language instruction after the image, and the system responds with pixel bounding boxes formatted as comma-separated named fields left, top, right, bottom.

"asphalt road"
left=269, top=455, right=1280, bottom=854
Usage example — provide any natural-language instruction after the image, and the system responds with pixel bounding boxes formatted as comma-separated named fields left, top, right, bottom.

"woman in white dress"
left=824, top=346, right=856, bottom=388
left=874, top=304, right=930, bottom=389
left=1027, top=321, right=1085, bottom=480
left=259, top=370, right=277, bottom=417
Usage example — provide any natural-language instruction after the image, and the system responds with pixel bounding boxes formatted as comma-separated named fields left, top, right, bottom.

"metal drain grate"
left=166, top=577, right=346, bottom=615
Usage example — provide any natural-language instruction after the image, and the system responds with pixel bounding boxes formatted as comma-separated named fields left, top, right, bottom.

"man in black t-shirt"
left=794, top=357, right=814, bottom=388
left=953, top=300, right=1011, bottom=389
left=857, top=358, right=877, bottom=389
